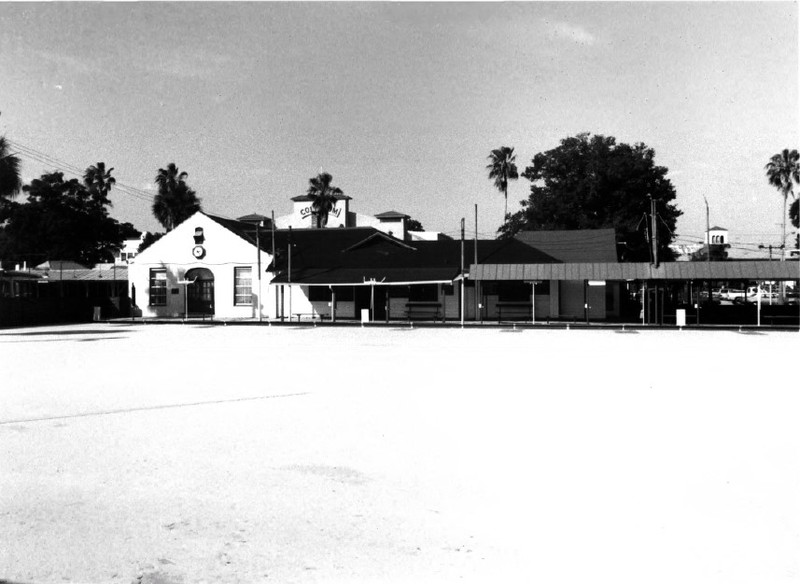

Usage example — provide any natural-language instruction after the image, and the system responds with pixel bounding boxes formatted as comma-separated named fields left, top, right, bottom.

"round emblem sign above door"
left=192, top=245, right=206, bottom=259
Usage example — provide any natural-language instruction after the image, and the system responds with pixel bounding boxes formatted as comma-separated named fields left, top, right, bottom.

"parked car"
left=731, top=287, right=780, bottom=304
left=719, top=288, right=746, bottom=302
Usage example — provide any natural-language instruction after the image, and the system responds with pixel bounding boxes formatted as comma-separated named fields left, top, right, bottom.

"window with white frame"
left=234, top=267, right=252, bottom=305
left=149, top=269, right=167, bottom=306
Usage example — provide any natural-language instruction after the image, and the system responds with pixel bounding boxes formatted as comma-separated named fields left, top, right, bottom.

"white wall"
left=129, top=212, right=273, bottom=319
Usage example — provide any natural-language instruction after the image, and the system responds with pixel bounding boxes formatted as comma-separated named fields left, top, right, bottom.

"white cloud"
left=546, top=20, right=597, bottom=46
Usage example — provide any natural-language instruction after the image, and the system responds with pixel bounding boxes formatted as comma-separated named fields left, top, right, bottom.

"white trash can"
left=361, top=309, right=370, bottom=323
left=676, top=309, right=686, bottom=327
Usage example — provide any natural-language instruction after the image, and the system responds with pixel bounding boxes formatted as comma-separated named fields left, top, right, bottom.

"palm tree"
left=0, top=136, right=22, bottom=200
left=487, top=146, right=519, bottom=223
left=83, top=162, right=116, bottom=209
left=306, top=172, right=343, bottom=228
left=765, top=148, right=800, bottom=261
left=152, top=163, right=201, bottom=231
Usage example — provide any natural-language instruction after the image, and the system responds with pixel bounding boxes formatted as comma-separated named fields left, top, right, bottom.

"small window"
left=149, top=269, right=167, bottom=306
left=234, top=267, right=252, bottom=305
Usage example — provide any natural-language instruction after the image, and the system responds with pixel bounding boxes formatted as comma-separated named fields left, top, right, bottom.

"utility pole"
left=703, top=195, right=711, bottom=315
left=650, top=196, right=659, bottom=268
left=256, top=221, right=262, bottom=322
left=288, top=226, right=292, bottom=322
left=460, top=218, right=465, bottom=327
left=474, top=204, right=479, bottom=322
left=271, top=211, right=277, bottom=320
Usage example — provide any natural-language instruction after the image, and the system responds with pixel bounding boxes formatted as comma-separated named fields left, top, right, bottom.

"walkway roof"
left=471, top=261, right=800, bottom=281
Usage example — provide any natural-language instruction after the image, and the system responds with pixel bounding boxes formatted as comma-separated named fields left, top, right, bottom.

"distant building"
left=706, top=226, right=728, bottom=245
left=272, top=195, right=446, bottom=241
left=114, top=233, right=148, bottom=265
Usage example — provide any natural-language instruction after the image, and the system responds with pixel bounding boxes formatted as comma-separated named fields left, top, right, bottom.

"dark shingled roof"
left=269, top=228, right=560, bottom=285
left=514, top=229, right=618, bottom=262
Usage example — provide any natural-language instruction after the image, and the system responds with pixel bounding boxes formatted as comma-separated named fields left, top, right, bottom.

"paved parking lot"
left=1, top=323, right=798, bottom=584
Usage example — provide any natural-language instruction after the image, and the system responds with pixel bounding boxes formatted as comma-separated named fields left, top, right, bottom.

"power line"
left=7, top=139, right=155, bottom=204
left=7, top=138, right=237, bottom=221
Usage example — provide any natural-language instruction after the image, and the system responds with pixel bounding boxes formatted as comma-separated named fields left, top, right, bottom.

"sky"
left=1, top=2, right=798, bottom=254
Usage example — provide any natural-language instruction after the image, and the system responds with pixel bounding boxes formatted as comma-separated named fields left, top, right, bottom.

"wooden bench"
left=292, top=312, right=328, bottom=322
left=496, top=302, right=532, bottom=322
left=405, top=302, right=441, bottom=321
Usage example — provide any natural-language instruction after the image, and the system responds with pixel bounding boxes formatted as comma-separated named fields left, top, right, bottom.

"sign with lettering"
left=300, top=203, right=342, bottom=220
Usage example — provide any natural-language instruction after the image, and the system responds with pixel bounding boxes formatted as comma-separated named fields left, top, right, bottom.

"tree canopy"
left=0, top=136, right=22, bottom=200
left=765, top=148, right=799, bottom=259
left=406, top=218, right=424, bottom=232
left=306, top=172, right=343, bottom=228
left=152, top=163, right=201, bottom=231
left=499, top=133, right=682, bottom=262
left=486, top=146, right=519, bottom=221
left=0, top=170, right=126, bottom=266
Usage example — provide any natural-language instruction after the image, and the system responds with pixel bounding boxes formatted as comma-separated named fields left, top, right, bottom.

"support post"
left=460, top=218, right=465, bottom=327
left=474, top=204, right=479, bottom=321
left=757, top=284, right=762, bottom=327
left=642, top=282, right=646, bottom=325
left=584, top=280, right=588, bottom=324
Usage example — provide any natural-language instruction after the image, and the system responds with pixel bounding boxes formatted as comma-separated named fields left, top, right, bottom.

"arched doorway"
left=185, top=268, right=215, bottom=316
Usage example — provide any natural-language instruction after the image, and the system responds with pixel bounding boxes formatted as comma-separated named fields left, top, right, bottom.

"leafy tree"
left=406, top=218, right=424, bottom=232
left=137, top=232, right=164, bottom=254
left=0, top=170, right=124, bottom=265
left=306, top=172, right=343, bottom=228
left=0, top=136, right=22, bottom=200
left=152, top=163, right=201, bottom=231
left=487, top=146, right=519, bottom=221
left=765, top=149, right=800, bottom=260
left=118, top=221, right=142, bottom=240
left=83, top=162, right=116, bottom=209
left=499, top=133, right=682, bottom=262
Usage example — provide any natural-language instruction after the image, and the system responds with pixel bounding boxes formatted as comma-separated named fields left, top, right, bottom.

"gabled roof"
left=342, top=231, right=417, bottom=252
left=237, top=213, right=273, bottom=227
left=206, top=214, right=264, bottom=248
left=708, top=225, right=728, bottom=231
left=514, top=229, right=618, bottom=263
left=269, top=228, right=560, bottom=285
left=374, top=211, right=409, bottom=219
